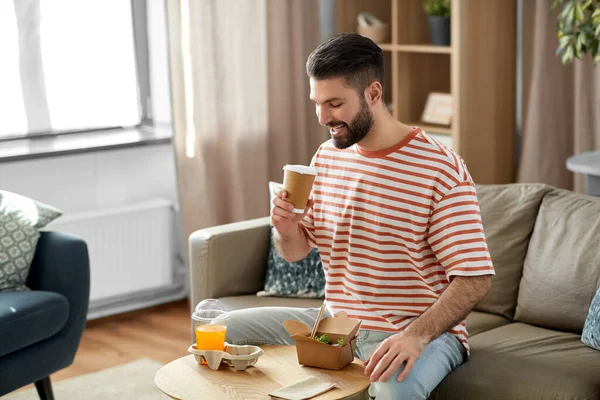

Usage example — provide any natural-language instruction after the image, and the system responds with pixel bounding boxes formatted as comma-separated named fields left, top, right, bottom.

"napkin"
left=269, top=376, right=336, bottom=400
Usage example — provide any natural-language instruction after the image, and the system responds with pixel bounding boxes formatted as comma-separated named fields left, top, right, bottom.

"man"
left=226, top=33, right=493, bottom=399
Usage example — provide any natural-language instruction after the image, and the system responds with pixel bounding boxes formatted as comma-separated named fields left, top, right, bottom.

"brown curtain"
left=266, top=0, right=327, bottom=177
left=518, top=0, right=600, bottom=191
left=166, top=0, right=326, bottom=263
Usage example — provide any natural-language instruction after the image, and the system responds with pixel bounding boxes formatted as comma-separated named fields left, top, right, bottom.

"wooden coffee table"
left=155, top=345, right=370, bottom=399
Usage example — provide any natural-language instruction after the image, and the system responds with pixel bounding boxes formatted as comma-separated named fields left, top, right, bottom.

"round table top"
left=566, top=150, right=600, bottom=175
left=155, top=345, right=370, bottom=400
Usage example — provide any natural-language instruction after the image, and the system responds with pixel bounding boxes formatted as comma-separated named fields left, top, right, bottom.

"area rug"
left=4, top=358, right=169, bottom=399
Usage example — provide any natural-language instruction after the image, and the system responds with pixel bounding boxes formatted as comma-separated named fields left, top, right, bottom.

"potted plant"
left=424, top=0, right=451, bottom=46
left=552, top=0, right=600, bottom=64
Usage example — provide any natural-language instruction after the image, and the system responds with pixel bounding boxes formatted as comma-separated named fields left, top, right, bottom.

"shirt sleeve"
left=427, top=180, right=494, bottom=281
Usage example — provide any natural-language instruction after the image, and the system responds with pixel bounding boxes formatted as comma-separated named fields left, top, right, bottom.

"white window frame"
left=0, top=0, right=172, bottom=159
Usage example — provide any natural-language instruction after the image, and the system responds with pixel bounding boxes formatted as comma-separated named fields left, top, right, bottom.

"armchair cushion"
left=0, top=190, right=62, bottom=292
left=0, top=290, right=68, bottom=358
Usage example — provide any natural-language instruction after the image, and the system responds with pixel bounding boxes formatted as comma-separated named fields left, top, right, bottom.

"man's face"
left=309, top=77, right=373, bottom=149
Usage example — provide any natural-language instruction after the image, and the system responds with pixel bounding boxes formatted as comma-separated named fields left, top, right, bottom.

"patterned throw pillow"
left=258, top=226, right=325, bottom=298
left=256, top=182, right=325, bottom=298
left=0, top=190, right=62, bottom=292
left=582, top=287, right=600, bottom=351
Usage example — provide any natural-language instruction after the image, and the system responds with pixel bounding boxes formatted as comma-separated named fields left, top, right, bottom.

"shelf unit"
left=336, top=0, right=516, bottom=184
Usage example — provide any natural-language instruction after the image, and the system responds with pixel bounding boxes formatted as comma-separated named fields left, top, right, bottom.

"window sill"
left=0, top=125, right=172, bottom=163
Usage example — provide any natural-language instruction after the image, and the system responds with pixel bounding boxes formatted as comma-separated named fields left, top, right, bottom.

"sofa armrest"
left=26, top=231, right=90, bottom=349
left=189, top=217, right=271, bottom=309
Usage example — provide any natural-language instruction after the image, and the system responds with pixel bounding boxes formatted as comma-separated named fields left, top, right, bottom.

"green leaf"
left=424, top=0, right=451, bottom=17
left=337, top=338, right=344, bottom=346
left=592, top=7, right=600, bottom=19
left=552, top=0, right=563, bottom=10
left=580, top=30, right=589, bottom=45
left=562, top=45, right=575, bottom=64
left=559, top=34, right=572, bottom=47
left=583, top=0, right=593, bottom=9
left=561, top=2, right=573, bottom=20
left=575, top=4, right=585, bottom=22
left=596, top=22, right=600, bottom=37
left=316, top=333, right=330, bottom=344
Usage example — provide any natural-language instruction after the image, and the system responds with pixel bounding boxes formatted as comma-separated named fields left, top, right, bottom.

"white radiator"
left=47, top=198, right=186, bottom=318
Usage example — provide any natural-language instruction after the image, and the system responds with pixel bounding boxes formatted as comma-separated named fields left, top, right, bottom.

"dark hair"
left=306, top=33, right=384, bottom=94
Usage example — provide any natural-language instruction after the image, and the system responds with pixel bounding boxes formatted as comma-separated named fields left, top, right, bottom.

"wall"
left=0, top=144, right=177, bottom=214
left=0, top=143, right=186, bottom=319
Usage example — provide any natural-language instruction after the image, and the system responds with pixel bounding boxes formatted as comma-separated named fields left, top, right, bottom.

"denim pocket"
left=355, top=330, right=370, bottom=361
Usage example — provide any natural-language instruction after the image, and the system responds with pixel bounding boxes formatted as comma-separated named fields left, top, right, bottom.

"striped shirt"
left=300, top=128, right=494, bottom=354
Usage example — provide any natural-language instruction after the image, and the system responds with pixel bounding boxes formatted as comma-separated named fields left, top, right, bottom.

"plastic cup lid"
left=192, top=310, right=229, bottom=323
left=192, top=298, right=229, bottom=322
left=283, top=164, right=317, bottom=175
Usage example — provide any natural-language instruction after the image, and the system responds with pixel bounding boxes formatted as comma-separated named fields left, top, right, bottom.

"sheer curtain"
left=166, top=0, right=326, bottom=255
left=518, top=0, right=600, bottom=191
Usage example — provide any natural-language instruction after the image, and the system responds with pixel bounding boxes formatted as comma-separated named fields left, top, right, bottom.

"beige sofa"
left=189, top=184, right=600, bottom=400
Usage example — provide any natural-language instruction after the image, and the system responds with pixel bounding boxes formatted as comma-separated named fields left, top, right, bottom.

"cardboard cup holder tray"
left=188, top=342, right=264, bottom=371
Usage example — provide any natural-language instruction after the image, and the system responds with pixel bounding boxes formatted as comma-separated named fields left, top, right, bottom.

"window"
left=0, top=0, right=169, bottom=141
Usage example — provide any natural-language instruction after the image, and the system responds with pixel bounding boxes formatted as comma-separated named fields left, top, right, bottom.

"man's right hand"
left=270, top=186, right=313, bottom=239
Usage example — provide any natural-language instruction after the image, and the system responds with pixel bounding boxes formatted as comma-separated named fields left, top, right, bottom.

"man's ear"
left=365, top=81, right=383, bottom=104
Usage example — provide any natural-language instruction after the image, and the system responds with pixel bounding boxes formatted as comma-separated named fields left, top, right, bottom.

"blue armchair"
left=0, top=231, right=90, bottom=399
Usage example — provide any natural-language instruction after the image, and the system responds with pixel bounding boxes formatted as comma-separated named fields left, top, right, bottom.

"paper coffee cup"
left=282, top=165, right=318, bottom=213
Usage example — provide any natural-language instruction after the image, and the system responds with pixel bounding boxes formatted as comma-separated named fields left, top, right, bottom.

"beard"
left=328, top=99, right=374, bottom=149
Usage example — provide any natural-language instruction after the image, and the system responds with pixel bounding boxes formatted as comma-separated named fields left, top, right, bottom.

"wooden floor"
left=19, top=299, right=192, bottom=391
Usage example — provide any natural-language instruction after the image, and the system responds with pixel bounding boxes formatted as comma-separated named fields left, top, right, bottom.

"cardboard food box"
left=283, top=312, right=362, bottom=371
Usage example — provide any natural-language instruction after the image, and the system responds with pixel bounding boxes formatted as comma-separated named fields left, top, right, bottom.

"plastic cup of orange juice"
left=192, top=299, right=229, bottom=358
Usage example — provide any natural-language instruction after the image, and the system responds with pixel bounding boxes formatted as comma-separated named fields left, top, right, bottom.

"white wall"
left=0, top=143, right=185, bottom=318
left=0, top=144, right=178, bottom=214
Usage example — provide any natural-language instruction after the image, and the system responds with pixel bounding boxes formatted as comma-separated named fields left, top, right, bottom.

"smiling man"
left=227, top=33, right=494, bottom=400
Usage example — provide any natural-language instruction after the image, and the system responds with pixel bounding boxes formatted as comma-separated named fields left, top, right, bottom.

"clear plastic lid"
left=192, top=298, right=229, bottom=323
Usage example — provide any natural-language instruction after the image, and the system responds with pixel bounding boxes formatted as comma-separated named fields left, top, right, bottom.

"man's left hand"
left=363, top=332, right=427, bottom=383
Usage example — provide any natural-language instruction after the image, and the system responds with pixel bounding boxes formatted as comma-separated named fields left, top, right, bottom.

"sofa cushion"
left=0, top=291, right=69, bottom=357
left=515, top=188, right=600, bottom=333
left=219, top=295, right=323, bottom=312
left=466, top=311, right=511, bottom=336
left=430, top=322, right=600, bottom=400
left=473, top=184, right=549, bottom=319
left=0, top=190, right=62, bottom=292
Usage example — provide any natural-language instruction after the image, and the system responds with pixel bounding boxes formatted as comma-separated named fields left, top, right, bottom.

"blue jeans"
left=226, top=307, right=466, bottom=400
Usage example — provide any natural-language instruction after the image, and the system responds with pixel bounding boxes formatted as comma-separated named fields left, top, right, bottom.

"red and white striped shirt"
left=300, top=128, right=494, bottom=354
